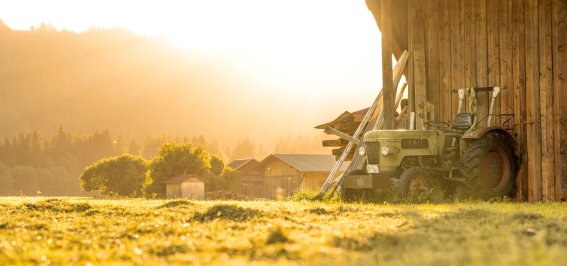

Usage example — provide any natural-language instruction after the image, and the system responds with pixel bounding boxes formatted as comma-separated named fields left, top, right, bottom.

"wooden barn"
left=363, top=0, right=567, bottom=201
left=162, top=174, right=205, bottom=200
left=227, top=158, right=259, bottom=172
left=226, top=158, right=261, bottom=197
left=254, top=154, right=349, bottom=198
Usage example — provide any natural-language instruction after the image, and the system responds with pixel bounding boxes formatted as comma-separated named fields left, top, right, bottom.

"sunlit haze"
left=0, top=0, right=383, bottom=147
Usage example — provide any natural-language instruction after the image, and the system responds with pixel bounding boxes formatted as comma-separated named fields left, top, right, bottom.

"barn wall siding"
left=368, top=0, right=567, bottom=201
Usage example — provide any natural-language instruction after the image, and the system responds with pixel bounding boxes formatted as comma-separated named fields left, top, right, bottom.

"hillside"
left=0, top=21, right=305, bottom=145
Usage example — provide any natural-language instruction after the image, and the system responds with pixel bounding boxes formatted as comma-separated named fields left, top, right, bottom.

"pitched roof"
left=255, top=154, right=349, bottom=173
left=161, top=174, right=203, bottom=184
left=227, top=158, right=258, bottom=170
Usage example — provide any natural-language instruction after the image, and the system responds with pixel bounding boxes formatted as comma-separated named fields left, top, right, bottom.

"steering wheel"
left=424, top=121, right=450, bottom=130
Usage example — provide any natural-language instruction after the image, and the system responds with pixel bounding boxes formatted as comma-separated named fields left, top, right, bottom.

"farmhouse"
left=162, top=174, right=205, bottom=200
left=228, top=154, right=348, bottom=199
left=226, top=158, right=261, bottom=197
left=255, top=154, right=348, bottom=198
left=354, top=0, right=567, bottom=201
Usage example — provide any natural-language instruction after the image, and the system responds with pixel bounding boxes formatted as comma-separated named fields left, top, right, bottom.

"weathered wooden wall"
left=263, top=160, right=302, bottom=198
left=367, top=0, right=567, bottom=201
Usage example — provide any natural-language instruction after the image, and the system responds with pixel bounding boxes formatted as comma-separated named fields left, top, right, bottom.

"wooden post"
left=381, top=0, right=395, bottom=129
left=539, top=0, right=554, bottom=200
left=413, top=0, right=428, bottom=129
left=512, top=0, right=527, bottom=200
left=525, top=0, right=542, bottom=201
left=553, top=0, right=567, bottom=200
left=408, top=0, right=415, bottom=129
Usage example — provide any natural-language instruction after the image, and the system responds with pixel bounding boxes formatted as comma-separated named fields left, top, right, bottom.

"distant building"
left=227, top=158, right=259, bottom=173
left=227, top=158, right=261, bottom=198
left=254, top=154, right=349, bottom=198
left=162, top=174, right=205, bottom=200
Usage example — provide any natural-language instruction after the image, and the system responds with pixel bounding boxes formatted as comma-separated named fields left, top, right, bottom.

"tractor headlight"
left=358, top=146, right=366, bottom=156
left=381, top=146, right=390, bottom=156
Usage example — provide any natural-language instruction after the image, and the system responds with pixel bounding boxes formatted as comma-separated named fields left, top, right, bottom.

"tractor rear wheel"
left=398, top=168, right=439, bottom=198
left=460, top=132, right=517, bottom=198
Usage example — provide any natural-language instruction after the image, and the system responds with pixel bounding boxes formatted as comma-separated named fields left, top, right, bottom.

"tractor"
left=343, top=87, right=518, bottom=199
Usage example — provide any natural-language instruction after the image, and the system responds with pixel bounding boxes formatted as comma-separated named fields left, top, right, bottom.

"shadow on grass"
left=193, top=204, right=264, bottom=222
left=22, top=199, right=91, bottom=213
left=156, top=199, right=194, bottom=209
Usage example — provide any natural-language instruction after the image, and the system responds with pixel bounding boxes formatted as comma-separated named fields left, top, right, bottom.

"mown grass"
left=1, top=197, right=567, bottom=265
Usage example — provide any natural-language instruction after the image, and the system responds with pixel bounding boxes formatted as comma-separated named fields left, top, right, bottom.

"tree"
left=210, top=154, right=225, bottom=176
left=0, top=163, right=13, bottom=195
left=127, top=140, right=141, bottom=155
left=143, top=143, right=209, bottom=198
left=79, top=154, right=148, bottom=197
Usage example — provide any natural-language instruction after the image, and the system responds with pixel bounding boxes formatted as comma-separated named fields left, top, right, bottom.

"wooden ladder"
left=314, top=50, right=410, bottom=200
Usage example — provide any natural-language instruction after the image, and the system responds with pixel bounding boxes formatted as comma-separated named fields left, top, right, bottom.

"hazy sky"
left=0, top=0, right=384, bottom=139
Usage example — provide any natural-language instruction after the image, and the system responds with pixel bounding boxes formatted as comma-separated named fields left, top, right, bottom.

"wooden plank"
left=413, top=0, right=428, bottom=129
left=499, top=0, right=514, bottom=117
left=525, top=0, right=542, bottom=201
left=512, top=0, right=528, bottom=201
left=539, top=0, right=555, bottom=200
left=475, top=0, right=489, bottom=122
left=449, top=0, right=461, bottom=117
left=425, top=0, right=440, bottom=121
left=552, top=0, right=567, bottom=200
left=487, top=0, right=500, bottom=121
left=395, top=83, right=408, bottom=109
left=326, top=127, right=360, bottom=144
left=464, top=0, right=476, bottom=89
left=438, top=0, right=452, bottom=123
left=321, top=139, right=348, bottom=147
left=381, top=0, right=395, bottom=129
left=458, top=0, right=465, bottom=90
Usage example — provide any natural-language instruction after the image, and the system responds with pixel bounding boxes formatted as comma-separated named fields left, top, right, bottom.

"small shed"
left=161, top=174, right=205, bottom=200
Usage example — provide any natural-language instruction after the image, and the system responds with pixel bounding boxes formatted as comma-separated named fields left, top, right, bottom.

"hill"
left=0, top=21, right=295, bottom=145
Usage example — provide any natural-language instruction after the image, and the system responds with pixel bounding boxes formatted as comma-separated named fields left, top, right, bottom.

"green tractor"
left=344, top=87, right=518, bottom=199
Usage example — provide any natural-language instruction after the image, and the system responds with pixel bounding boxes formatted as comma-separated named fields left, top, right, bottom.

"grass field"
left=1, top=198, right=567, bottom=265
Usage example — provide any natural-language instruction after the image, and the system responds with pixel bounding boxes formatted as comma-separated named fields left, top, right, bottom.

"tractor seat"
left=453, top=113, right=474, bottom=131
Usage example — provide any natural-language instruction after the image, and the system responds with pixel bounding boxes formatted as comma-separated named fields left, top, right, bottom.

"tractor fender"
left=459, top=127, right=518, bottom=163
left=460, top=127, right=515, bottom=140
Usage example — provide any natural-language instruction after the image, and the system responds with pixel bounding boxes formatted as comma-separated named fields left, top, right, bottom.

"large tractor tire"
left=460, top=132, right=517, bottom=199
left=398, top=167, right=439, bottom=198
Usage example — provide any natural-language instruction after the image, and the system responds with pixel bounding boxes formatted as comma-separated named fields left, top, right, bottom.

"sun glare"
left=0, top=0, right=383, bottom=139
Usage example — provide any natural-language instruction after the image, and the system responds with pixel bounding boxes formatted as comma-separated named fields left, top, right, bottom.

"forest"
left=0, top=128, right=327, bottom=196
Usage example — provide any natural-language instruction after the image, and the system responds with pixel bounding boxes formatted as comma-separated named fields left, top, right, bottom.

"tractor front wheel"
left=398, top=168, right=439, bottom=198
left=340, top=188, right=372, bottom=202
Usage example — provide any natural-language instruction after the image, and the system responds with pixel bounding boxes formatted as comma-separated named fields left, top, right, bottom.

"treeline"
left=0, top=128, right=116, bottom=195
left=0, top=129, right=330, bottom=196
